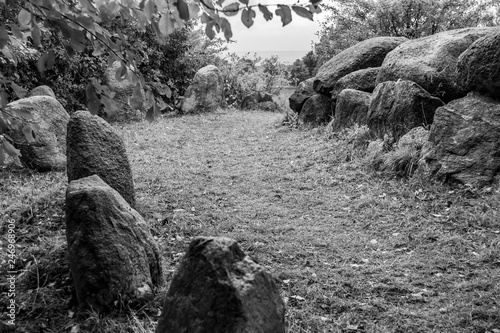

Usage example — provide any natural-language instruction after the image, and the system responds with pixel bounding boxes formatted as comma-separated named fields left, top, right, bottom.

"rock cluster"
left=290, top=27, right=500, bottom=186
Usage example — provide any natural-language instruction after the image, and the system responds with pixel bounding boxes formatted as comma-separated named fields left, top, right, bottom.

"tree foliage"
left=314, top=0, right=499, bottom=66
left=218, top=53, right=287, bottom=107
left=288, top=50, right=317, bottom=84
left=0, top=0, right=323, bottom=166
left=288, top=58, right=309, bottom=85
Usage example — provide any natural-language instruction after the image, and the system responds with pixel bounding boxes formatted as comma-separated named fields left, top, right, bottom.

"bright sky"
left=223, top=0, right=327, bottom=55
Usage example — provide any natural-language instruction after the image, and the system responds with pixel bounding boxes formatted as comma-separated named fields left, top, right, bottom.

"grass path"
left=123, top=110, right=500, bottom=332
left=1, top=109, right=499, bottom=332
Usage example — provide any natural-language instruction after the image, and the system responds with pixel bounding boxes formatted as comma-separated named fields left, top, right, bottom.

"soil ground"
left=1, top=109, right=499, bottom=332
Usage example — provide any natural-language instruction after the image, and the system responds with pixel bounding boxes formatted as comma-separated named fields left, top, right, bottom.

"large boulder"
left=66, top=111, right=135, bottom=207
left=332, top=89, right=371, bottom=132
left=377, top=27, right=500, bottom=102
left=5, top=96, right=69, bottom=171
left=288, top=78, right=315, bottom=113
left=156, top=237, right=285, bottom=333
left=66, top=175, right=162, bottom=312
left=367, top=80, right=444, bottom=143
left=314, top=37, right=408, bottom=95
left=418, top=94, right=500, bottom=187
left=331, top=67, right=380, bottom=100
left=181, top=65, right=224, bottom=113
left=27, top=85, right=56, bottom=98
left=103, top=61, right=143, bottom=122
left=457, top=31, right=500, bottom=100
left=298, top=93, right=336, bottom=127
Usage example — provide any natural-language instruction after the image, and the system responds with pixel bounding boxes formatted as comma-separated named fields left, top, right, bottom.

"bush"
left=218, top=53, right=289, bottom=108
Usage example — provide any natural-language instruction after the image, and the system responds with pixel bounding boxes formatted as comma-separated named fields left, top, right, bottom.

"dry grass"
left=1, top=108, right=500, bottom=332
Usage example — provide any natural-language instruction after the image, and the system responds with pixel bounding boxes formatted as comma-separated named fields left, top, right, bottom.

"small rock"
left=156, top=236, right=285, bottom=333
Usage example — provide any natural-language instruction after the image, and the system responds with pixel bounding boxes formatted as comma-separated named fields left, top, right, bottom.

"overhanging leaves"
left=241, top=8, right=256, bottom=28
left=0, top=89, right=8, bottom=109
left=159, top=13, right=175, bottom=36
left=0, top=25, right=10, bottom=49
left=18, top=9, right=32, bottom=27
left=176, top=0, right=190, bottom=21
left=2, top=138, right=21, bottom=158
left=258, top=4, right=273, bottom=21
left=276, top=5, right=292, bottom=26
left=10, top=83, right=27, bottom=99
left=219, top=17, right=233, bottom=40
left=36, top=50, right=56, bottom=73
left=101, top=95, right=118, bottom=117
left=86, top=83, right=101, bottom=115
left=222, top=2, right=240, bottom=17
left=292, top=6, right=313, bottom=21
left=205, top=21, right=216, bottom=39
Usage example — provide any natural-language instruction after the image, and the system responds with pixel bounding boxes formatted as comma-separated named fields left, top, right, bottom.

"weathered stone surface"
left=457, top=31, right=500, bottom=100
left=331, top=67, right=380, bottom=100
left=66, top=111, right=135, bottom=207
left=181, top=65, right=224, bottom=113
left=377, top=27, right=500, bottom=102
left=368, top=80, right=444, bottom=143
left=66, top=175, right=162, bottom=312
left=314, top=37, right=408, bottom=95
left=332, top=89, right=371, bottom=132
left=418, top=94, right=500, bottom=187
left=289, top=78, right=315, bottom=113
left=240, top=91, right=276, bottom=110
left=397, top=126, right=429, bottom=150
left=298, top=93, right=336, bottom=126
left=27, top=85, right=56, bottom=98
left=103, top=61, right=143, bottom=122
left=6, top=96, right=69, bottom=171
left=156, top=237, right=285, bottom=333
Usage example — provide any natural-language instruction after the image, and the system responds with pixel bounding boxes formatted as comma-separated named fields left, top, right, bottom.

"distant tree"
left=288, top=59, right=309, bottom=84
left=302, top=50, right=317, bottom=77
left=260, top=55, right=287, bottom=93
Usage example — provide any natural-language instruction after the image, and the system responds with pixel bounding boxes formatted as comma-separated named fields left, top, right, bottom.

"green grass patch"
left=1, top=109, right=499, bottom=332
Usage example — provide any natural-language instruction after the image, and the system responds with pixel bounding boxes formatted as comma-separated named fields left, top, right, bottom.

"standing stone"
left=314, top=36, right=408, bottom=95
left=66, top=175, right=162, bottom=312
left=5, top=96, right=69, bottom=171
left=418, top=94, right=500, bottom=187
left=457, top=31, right=500, bottom=100
left=288, top=78, right=315, bottom=113
left=332, top=89, right=371, bottom=132
left=181, top=65, right=224, bottom=113
left=156, top=237, right=285, bottom=333
left=27, top=85, right=56, bottom=98
left=298, top=93, right=336, bottom=127
left=367, top=80, right=444, bottom=143
left=377, top=27, right=500, bottom=102
left=66, top=111, right=135, bottom=207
